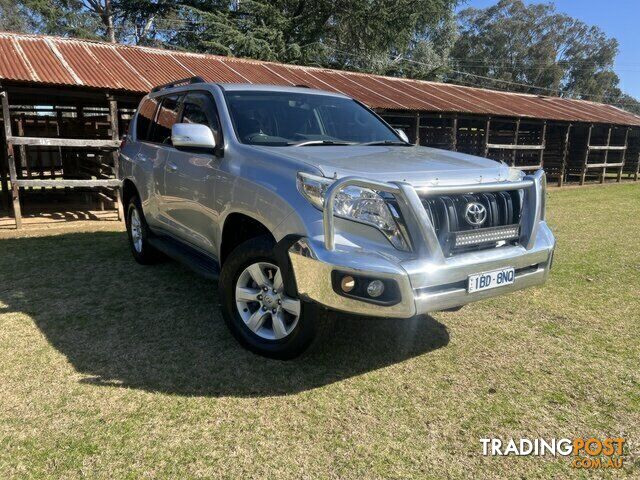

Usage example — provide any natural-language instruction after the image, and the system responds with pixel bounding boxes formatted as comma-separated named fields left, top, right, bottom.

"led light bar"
left=453, top=225, right=520, bottom=248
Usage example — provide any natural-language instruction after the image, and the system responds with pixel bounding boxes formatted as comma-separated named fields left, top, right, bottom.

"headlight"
left=297, top=172, right=410, bottom=251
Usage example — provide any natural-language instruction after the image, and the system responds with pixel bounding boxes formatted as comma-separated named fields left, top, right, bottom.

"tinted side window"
left=150, top=95, right=181, bottom=144
left=136, top=97, right=158, bottom=141
left=181, top=92, right=221, bottom=141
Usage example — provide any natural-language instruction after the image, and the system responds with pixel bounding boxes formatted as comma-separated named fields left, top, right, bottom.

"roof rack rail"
left=151, top=76, right=206, bottom=93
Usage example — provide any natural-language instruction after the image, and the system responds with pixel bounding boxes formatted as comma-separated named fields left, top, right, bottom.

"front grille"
left=421, top=190, right=523, bottom=254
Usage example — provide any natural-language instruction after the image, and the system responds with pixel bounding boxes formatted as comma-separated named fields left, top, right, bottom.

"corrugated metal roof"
left=1, top=31, right=639, bottom=126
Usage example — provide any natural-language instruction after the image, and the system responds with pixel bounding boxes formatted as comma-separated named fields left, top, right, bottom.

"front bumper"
left=288, top=170, right=555, bottom=318
left=288, top=222, right=554, bottom=318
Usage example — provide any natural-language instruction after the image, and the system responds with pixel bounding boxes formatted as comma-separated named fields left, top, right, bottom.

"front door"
left=144, top=94, right=184, bottom=235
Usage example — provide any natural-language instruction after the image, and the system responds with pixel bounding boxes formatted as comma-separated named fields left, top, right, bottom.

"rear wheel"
left=219, top=235, right=330, bottom=359
left=126, top=197, right=162, bottom=264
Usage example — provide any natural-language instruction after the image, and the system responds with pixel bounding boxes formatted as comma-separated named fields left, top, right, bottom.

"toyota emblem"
left=464, top=202, right=487, bottom=226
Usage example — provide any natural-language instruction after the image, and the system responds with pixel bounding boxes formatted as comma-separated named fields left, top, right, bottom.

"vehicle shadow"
left=0, top=231, right=449, bottom=397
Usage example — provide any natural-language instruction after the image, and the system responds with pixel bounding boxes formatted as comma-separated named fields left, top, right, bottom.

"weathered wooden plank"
left=583, top=162, right=625, bottom=169
left=15, top=179, right=122, bottom=188
left=6, top=137, right=120, bottom=148
left=1, top=91, right=22, bottom=228
left=514, top=164, right=543, bottom=171
left=587, top=145, right=626, bottom=151
left=486, top=143, right=545, bottom=150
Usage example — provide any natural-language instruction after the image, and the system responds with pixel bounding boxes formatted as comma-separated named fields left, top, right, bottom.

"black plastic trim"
left=273, top=235, right=302, bottom=298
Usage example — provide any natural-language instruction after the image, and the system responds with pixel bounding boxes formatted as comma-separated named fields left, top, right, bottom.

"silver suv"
left=120, top=77, right=555, bottom=359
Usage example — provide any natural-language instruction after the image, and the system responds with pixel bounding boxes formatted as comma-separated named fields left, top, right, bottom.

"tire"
left=219, top=235, right=331, bottom=360
left=125, top=196, right=163, bottom=265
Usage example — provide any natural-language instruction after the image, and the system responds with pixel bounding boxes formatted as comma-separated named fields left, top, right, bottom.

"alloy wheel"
left=235, top=261, right=301, bottom=340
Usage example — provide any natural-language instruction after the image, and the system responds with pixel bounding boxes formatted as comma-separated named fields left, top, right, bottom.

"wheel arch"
left=121, top=178, right=139, bottom=211
left=219, top=212, right=276, bottom=266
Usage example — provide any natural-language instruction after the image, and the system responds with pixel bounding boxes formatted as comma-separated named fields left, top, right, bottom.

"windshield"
left=224, top=90, right=403, bottom=146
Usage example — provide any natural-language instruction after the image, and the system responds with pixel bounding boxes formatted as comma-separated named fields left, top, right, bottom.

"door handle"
left=167, top=161, right=178, bottom=172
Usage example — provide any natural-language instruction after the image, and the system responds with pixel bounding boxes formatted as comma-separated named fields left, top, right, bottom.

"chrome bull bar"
left=322, top=170, right=546, bottom=261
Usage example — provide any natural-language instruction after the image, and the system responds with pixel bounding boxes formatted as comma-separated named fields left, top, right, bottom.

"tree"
left=449, top=0, right=621, bottom=102
left=0, top=0, right=31, bottom=32
left=612, top=94, right=640, bottom=116
left=115, top=0, right=178, bottom=46
left=169, top=0, right=460, bottom=78
left=17, top=0, right=103, bottom=39
left=12, top=0, right=174, bottom=45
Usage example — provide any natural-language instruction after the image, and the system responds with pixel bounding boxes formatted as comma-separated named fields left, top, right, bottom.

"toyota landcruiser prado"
left=119, top=77, right=555, bottom=359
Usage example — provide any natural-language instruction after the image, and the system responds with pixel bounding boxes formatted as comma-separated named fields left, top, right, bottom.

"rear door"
left=162, top=91, right=223, bottom=251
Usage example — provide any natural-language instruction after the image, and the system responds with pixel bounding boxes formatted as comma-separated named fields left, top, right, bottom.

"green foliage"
left=17, top=0, right=103, bottom=39
left=0, top=0, right=31, bottom=32
left=114, top=0, right=178, bottom=46
left=450, top=0, right=621, bottom=102
left=169, top=0, right=460, bottom=79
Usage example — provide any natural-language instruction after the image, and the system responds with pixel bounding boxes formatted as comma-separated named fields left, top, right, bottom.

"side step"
left=148, top=235, right=220, bottom=281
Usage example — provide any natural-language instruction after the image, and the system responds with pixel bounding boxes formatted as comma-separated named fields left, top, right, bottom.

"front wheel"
left=219, top=235, right=330, bottom=359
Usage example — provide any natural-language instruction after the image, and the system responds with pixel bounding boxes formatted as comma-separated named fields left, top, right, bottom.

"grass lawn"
left=0, top=183, right=638, bottom=479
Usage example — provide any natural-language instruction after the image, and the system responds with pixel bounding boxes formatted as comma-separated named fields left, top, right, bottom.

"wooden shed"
left=1, top=32, right=639, bottom=228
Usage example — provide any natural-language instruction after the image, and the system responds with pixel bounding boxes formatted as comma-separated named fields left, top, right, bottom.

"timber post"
left=1, top=90, right=23, bottom=228
left=107, top=93, right=124, bottom=221
left=600, top=126, right=612, bottom=184
left=538, top=120, right=547, bottom=170
left=618, top=127, right=629, bottom=183
left=0, top=125, right=8, bottom=210
left=558, top=124, right=571, bottom=187
left=483, top=117, right=491, bottom=158
left=580, top=124, right=593, bottom=185
left=451, top=115, right=458, bottom=152
left=511, top=118, right=521, bottom=166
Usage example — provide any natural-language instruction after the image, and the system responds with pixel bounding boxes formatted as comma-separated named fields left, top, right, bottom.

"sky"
left=458, top=0, right=640, bottom=98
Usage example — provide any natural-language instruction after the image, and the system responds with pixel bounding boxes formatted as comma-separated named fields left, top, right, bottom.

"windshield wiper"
left=288, top=140, right=357, bottom=147
left=358, top=140, right=412, bottom=146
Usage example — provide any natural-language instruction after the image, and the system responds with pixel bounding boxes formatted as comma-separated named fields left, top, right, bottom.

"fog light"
left=340, top=275, right=356, bottom=293
left=366, top=280, right=385, bottom=298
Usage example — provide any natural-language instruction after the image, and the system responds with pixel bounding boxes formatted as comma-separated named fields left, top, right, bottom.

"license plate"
left=468, top=267, right=515, bottom=293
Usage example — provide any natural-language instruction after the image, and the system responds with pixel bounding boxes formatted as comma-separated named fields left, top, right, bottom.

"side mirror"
left=172, top=123, right=217, bottom=150
left=395, top=128, right=410, bottom=143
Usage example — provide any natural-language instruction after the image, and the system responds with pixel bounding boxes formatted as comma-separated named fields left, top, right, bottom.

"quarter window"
left=149, top=95, right=182, bottom=144
left=136, top=97, right=158, bottom=141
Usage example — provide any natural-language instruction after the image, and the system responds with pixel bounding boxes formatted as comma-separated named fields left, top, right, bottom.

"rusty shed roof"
left=1, top=31, right=639, bottom=126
